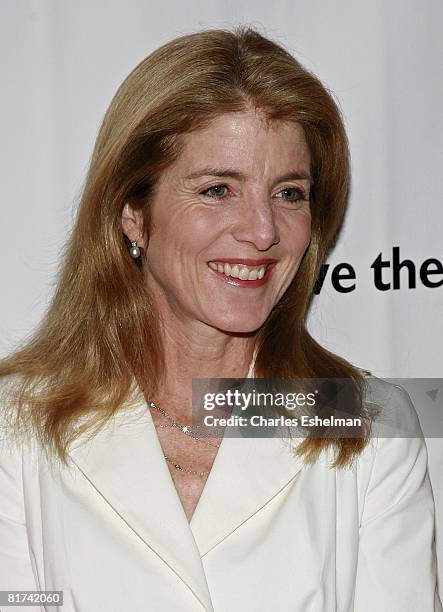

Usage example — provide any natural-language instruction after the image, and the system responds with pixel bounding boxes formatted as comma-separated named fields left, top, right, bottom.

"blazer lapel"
left=68, top=396, right=213, bottom=611
left=189, top=428, right=306, bottom=556
left=66, top=352, right=305, bottom=604
left=190, top=353, right=306, bottom=555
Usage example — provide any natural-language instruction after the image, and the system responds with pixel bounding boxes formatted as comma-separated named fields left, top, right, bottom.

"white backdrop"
left=1, top=0, right=442, bottom=592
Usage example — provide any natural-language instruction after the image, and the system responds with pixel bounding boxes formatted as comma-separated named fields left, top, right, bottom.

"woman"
left=0, top=27, right=440, bottom=611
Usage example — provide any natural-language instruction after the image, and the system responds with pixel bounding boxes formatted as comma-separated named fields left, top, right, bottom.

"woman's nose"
left=231, top=194, right=280, bottom=251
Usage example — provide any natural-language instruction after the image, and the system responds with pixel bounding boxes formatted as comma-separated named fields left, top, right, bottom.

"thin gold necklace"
left=148, top=401, right=221, bottom=449
left=149, top=401, right=222, bottom=477
left=163, top=456, right=210, bottom=477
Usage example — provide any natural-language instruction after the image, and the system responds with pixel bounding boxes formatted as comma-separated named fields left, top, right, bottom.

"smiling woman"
left=123, top=112, right=312, bottom=336
left=0, top=26, right=440, bottom=612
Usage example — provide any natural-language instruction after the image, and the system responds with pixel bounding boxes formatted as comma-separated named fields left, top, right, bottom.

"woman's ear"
left=121, top=203, right=148, bottom=248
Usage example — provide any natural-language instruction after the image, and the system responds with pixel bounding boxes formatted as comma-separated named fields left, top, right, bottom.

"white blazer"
left=0, top=374, right=441, bottom=612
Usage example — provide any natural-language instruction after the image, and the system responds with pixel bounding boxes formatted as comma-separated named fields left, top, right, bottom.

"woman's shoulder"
left=356, top=373, right=427, bottom=477
left=360, top=373, right=423, bottom=438
left=352, top=374, right=431, bottom=523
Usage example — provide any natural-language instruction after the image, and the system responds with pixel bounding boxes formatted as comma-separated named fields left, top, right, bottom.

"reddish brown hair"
left=0, top=27, right=371, bottom=466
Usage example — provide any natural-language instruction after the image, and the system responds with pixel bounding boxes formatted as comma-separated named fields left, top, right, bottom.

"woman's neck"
left=153, top=319, right=256, bottom=417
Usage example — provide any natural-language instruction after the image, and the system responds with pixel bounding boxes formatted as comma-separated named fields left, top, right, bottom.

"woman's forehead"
left=171, top=111, right=310, bottom=177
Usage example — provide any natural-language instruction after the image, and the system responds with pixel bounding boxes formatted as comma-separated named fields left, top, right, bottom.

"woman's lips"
left=208, top=258, right=278, bottom=266
left=207, top=259, right=277, bottom=288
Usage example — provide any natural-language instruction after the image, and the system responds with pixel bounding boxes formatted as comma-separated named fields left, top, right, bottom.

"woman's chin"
left=208, top=312, right=268, bottom=335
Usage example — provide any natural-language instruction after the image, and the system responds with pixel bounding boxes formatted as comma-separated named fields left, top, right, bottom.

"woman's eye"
left=276, top=187, right=307, bottom=202
left=202, top=185, right=230, bottom=199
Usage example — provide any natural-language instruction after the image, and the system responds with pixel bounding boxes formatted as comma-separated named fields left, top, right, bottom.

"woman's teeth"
left=208, top=261, right=267, bottom=281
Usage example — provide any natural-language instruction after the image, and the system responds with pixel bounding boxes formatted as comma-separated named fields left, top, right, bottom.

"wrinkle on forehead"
left=168, top=110, right=311, bottom=184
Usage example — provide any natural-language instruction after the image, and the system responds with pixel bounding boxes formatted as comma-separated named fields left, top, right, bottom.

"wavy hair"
left=0, top=26, right=372, bottom=467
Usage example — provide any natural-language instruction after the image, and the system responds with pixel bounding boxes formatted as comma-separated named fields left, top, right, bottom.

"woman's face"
left=141, top=109, right=312, bottom=334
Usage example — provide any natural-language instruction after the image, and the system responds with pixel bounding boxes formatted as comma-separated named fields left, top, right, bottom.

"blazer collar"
left=68, top=359, right=305, bottom=609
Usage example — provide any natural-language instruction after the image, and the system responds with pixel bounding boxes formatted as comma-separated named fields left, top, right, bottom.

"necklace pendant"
left=149, top=400, right=220, bottom=449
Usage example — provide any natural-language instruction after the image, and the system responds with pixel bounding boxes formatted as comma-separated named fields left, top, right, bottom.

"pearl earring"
left=129, top=240, right=141, bottom=259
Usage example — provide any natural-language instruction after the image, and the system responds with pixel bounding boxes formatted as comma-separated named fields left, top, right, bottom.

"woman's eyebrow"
left=185, top=167, right=313, bottom=183
left=185, top=167, right=245, bottom=180
left=277, top=172, right=313, bottom=185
